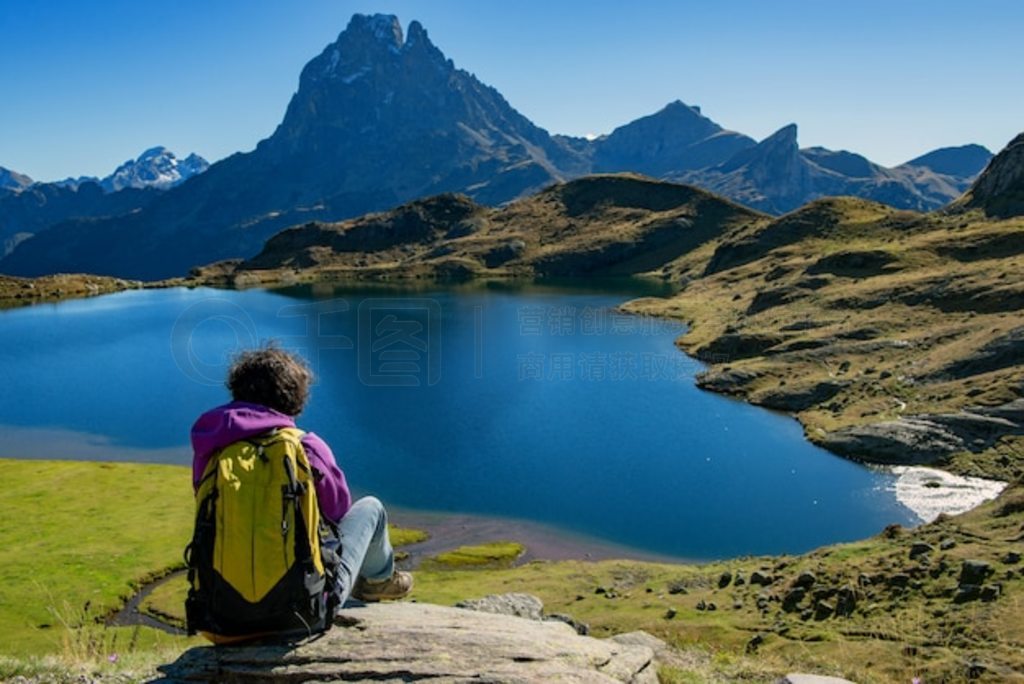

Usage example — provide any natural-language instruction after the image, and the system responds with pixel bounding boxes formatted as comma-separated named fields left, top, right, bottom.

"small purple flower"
left=108, top=653, right=119, bottom=664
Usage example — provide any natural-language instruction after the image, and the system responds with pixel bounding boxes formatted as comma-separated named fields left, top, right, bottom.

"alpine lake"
left=0, top=279, right=920, bottom=560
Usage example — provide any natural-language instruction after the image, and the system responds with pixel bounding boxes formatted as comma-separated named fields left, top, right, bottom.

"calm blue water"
left=0, top=283, right=915, bottom=558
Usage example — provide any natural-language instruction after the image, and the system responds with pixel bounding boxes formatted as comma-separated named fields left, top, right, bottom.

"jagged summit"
left=100, top=147, right=209, bottom=192
left=958, top=132, right=1024, bottom=217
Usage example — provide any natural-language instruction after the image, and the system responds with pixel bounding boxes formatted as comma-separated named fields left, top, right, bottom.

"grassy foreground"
left=3, top=458, right=1024, bottom=683
left=0, top=458, right=197, bottom=677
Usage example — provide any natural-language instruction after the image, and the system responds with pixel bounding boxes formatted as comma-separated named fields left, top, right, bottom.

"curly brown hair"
left=227, top=345, right=313, bottom=416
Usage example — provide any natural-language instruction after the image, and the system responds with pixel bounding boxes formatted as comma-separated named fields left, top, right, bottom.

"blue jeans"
left=325, top=496, right=395, bottom=606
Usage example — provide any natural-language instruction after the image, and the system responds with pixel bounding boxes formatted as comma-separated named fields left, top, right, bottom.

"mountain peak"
left=100, top=147, right=209, bottom=192
left=346, top=13, right=403, bottom=49
left=765, top=123, right=799, bottom=146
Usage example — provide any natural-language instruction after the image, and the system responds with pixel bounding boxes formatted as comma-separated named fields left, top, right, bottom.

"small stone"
left=939, top=537, right=957, bottom=550
left=909, top=542, right=934, bottom=560
left=794, top=571, right=816, bottom=589
left=745, top=633, right=765, bottom=653
left=594, top=586, right=607, bottom=595
left=960, top=560, right=993, bottom=586
left=835, top=586, right=859, bottom=617
left=706, top=602, right=717, bottom=612
left=667, top=581, right=688, bottom=595
left=696, top=599, right=707, bottom=611
left=813, top=601, right=835, bottom=620
left=1002, top=551, right=1021, bottom=565
left=456, top=593, right=544, bottom=621
left=953, top=584, right=981, bottom=604
left=733, top=572, right=746, bottom=586
left=888, top=574, right=910, bottom=589
left=750, top=570, right=774, bottom=586
left=664, top=607, right=677, bottom=619
left=980, top=584, right=1002, bottom=602
left=782, top=588, right=806, bottom=612
left=718, top=571, right=733, bottom=588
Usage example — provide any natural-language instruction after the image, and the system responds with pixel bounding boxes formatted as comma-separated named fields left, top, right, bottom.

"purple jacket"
left=190, top=401, right=351, bottom=523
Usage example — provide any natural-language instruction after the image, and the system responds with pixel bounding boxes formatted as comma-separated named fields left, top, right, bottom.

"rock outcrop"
left=154, top=601, right=658, bottom=683
left=960, top=132, right=1024, bottom=217
left=819, top=400, right=1024, bottom=465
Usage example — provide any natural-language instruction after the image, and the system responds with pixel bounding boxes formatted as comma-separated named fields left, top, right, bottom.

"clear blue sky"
left=2, top=0, right=1022, bottom=182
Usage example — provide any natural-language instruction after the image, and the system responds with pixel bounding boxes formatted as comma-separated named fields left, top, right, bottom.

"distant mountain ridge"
left=0, top=13, right=993, bottom=279
left=0, top=147, right=205, bottom=259
left=55, top=147, right=209, bottom=192
left=0, top=167, right=34, bottom=192
left=673, top=124, right=989, bottom=214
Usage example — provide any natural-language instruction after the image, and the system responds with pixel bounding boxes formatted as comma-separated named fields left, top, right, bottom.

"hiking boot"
left=352, top=571, right=414, bottom=602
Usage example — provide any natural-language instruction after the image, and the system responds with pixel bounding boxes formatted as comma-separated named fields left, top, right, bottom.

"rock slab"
left=154, top=601, right=657, bottom=683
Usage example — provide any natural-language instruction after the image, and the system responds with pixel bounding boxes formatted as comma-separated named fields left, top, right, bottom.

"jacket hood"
left=190, top=401, right=295, bottom=484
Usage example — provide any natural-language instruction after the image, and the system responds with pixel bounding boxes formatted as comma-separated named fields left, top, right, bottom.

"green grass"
left=0, top=458, right=197, bottom=659
left=425, top=541, right=525, bottom=569
left=389, top=524, right=429, bottom=547
left=4, top=457, right=1024, bottom=683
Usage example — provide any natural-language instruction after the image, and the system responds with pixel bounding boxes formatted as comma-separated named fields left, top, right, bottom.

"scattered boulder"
left=718, top=571, right=733, bottom=588
left=835, top=586, right=859, bottom=617
left=940, top=537, right=957, bottom=550
left=813, top=601, right=835, bottom=621
left=888, top=574, right=911, bottom=589
left=794, top=571, right=817, bottom=589
left=960, top=560, right=994, bottom=586
left=782, top=588, right=806, bottom=612
left=750, top=570, right=775, bottom=586
left=1002, top=551, right=1021, bottom=564
left=456, top=593, right=544, bottom=621
left=954, top=584, right=982, bottom=604
left=909, top=542, right=934, bottom=560
left=980, top=584, right=1002, bottom=602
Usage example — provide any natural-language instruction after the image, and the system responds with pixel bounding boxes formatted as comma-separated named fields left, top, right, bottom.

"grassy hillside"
left=625, top=198, right=1024, bottom=480
left=210, top=173, right=768, bottom=286
left=1, top=458, right=1022, bottom=683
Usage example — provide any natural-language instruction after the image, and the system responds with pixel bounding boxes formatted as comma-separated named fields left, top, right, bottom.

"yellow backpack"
left=184, top=428, right=337, bottom=642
